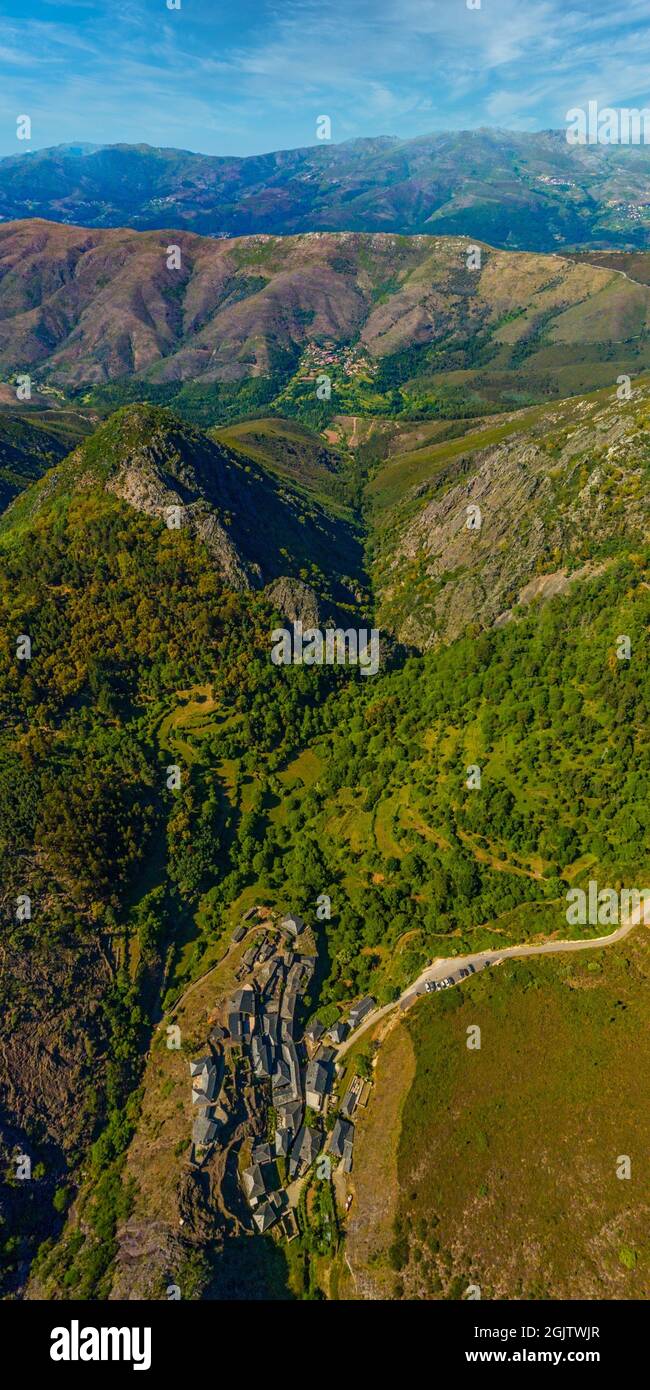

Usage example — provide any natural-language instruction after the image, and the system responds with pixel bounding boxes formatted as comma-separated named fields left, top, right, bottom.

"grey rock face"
left=107, top=460, right=256, bottom=591
left=264, top=576, right=320, bottom=626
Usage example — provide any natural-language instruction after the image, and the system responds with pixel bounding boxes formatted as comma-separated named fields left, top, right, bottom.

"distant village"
left=298, top=341, right=377, bottom=382
left=604, top=199, right=649, bottom=224
left=187, top=907, right=376, bottom=1240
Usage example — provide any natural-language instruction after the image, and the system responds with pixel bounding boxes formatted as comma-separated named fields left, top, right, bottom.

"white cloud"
left=0, top=0, right=650, bottom=155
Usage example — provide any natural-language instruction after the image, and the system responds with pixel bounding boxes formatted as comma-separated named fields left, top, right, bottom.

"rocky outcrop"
left=264, top=576, right=320, bottom=626
left=26, top=404, right=368, bottom=613
left=1, top=926, right=112, bottom=1297
left=375, top=388, right=650, bottom=648
left=107, top=460, right=256, bottom=592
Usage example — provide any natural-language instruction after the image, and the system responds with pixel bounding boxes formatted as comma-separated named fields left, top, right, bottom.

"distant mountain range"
left=2, top=129, right=650, bottom=250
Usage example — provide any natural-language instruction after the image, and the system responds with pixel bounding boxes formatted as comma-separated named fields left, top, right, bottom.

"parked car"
left=442, top=976, right=455, bottom=987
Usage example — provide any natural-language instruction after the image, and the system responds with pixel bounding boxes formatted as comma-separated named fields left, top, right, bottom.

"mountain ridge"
left=3, top=221, right=650, bottom=424
left=2, top=129, right=650, bottom=251
left=0, top=402, right=367, bottom=619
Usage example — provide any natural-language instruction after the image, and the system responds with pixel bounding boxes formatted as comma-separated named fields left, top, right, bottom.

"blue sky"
left=1, top=0, right=650, bottom=157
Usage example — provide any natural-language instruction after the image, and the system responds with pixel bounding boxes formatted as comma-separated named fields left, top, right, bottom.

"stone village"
left=186, top=907, right=376, bottom=1240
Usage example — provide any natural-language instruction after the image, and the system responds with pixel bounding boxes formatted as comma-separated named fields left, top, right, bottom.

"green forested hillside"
left=0, top=414, right=71, bottom=513
left=0, top=471, right=348, bottom=1295
left=0, top=382, right=647, bottom=1299
left=0, top=403, right=368, bottom=618
left=213, top=555, right=649, bottom=1006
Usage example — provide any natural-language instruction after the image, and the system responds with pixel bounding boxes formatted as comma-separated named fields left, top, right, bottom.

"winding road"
left=336, top=897, right=649, bottom=1058
left=157, top=897, right=648, bottom=1062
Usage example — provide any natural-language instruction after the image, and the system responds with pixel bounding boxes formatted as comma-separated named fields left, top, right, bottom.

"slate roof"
left=280, top=913, right=305, bottom=936
left=262, top=1010, right=279, bottom=1045
left=252, top=1200, right=278, bottom=1233
left=192, top=1087, right=216, bottom=1108
left=257, top=960, right=278, bottom=992
left=192, top=1114, right=218, bottom=1147
left=242, top=1164, right=267, bottom=1203
left=288, top=1124, right=322, bottom=1178
left=304, top=1018, right=325, bottom=1045
left=330, top=1117, right=354, bottom=1159
left=272, top=1057, right=290, bottom=1092
left=280, top=989, right=299, bottom=1022
left=276, top=1099, right=303, bottom=1138
left=349, top=995, right=376, bottom=1026
left=340, top=1077, right=363, bottom=1118
left=251, top=1035, right=273, bottom=1078
left=305, top=1059, right=330, bottom=1109
left=232, top=987, right=256, bottom=1016
left=252, top=1142, right=273, bottom=1167
left=228, top=1013, right=244, bottom=1043
left=190, top=1058, right=218, bottom=1104
left=275, top=1128, right=291, bottom=1157
left=281, top=1042, right=302, bottom=1101
left=286, top=961, right=305, bottom=991
left=341, top=1137, right=354, bottom=1173
left=189, top=1055, right=213, bottom=1076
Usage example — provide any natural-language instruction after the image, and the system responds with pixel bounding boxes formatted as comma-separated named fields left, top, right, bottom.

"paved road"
left=336, top=899, right=649, bottom=1058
